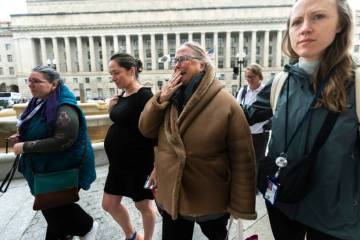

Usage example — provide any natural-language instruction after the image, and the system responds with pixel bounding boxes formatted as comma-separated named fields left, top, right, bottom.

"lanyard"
left=282, top=77, right=325, bottom=155
left=16, top=100, right=44, bottom=128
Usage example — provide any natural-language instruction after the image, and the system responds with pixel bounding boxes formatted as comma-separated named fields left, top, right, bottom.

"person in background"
left=139, top=41, right=256, bottom=240
left=236, top=63, right=270, bottom=167
left=244, top=0, right=360, bottom=239
left=12, top=65, right=97, bottom=240
left=102, top=53, right=156, bottom=240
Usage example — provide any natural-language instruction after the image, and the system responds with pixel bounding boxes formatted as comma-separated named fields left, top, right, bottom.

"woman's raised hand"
left=108, top=95, right=119, bottom=113
left=158, top=70, right=183, bottom=103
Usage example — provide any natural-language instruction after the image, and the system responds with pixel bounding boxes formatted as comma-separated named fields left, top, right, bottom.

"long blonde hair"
left=282, top=0, right=354, bottom=112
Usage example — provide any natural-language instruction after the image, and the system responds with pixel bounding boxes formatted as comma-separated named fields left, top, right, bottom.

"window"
left=85, top=77, right=90, bottom=83
left=217, top=73, right=225, bottom=80
left=7, top=55, right=13, bottom=62
left=146, top=62, right=152, bottom=70
left=97, top=88, right=104, bottom=99
left=218, top=48, right=224, bottom=56
left=9, top=67, right=15, bottom=75
left=256, top=47, right=260, bottom=55
left=109, top=88, right=115, bottom=96
left=146, top=49, right=151, bottom=58
left=73, top=88, right=79, bottom=97
left=0, top=67, right=3, bottom=75
left=218, top=60, right=224, bottom=69
left=97, top=77, right=102, bottom=83
left=73, top=78, right=78, bottom=84
left=86, top=88, right=92, bottom=99
left=5, top=43, right=11, bottom=50
left=355, top=45, right=360, bottom=53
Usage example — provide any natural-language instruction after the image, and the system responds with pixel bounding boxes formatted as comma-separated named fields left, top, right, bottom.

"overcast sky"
left=0, top=0, right=360, bottom=21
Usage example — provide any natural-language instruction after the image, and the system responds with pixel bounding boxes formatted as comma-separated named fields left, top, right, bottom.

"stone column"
left=126, top=34, right=131, bottom=54
left=213, top=32, right=218, bottom=67
left=64, top=37, right=72, bottom=72
left=188, top=32, right=193, bottom=42
left=275, top=30, right=282, bottom=67
left=201, top=32, right=206, bottom=49
left=239, top=31, right=244, bottom=58
left=52, top=37, right=59, bottom=70
left=175, top=33, right=180, bottom=49
left=151, top=34, right=157, bottom=70
left=101, top=36, right=108, bottom=72
left=138, top=34, right=144, bottom=62
left=163, top=33, right=169, bottom=69
left=251, top=31, right=257, bottom=64
left=89, top=36, right=96, bottom=72
left=40, top=37, right=47, bottom=65
left=113, top=35, right=119, bottom=52
left=263, top=30, right=269, bottom=67
left=76, top=36, right=84, bottom=72
left=225, top=31, right=231, bottom=68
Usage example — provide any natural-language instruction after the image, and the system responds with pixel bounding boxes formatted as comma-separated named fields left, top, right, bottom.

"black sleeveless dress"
left=104, top=87, right=154, bottom=201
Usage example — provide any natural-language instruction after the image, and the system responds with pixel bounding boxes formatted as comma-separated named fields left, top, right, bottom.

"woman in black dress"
left=102, top=53, right=155, bottom=240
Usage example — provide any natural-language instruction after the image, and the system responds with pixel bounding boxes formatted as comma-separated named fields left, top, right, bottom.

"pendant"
left=274, top=153, right=288, bottom=178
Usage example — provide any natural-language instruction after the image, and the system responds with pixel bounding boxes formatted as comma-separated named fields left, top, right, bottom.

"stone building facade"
left=2, top=0, right=359, bottom=98
left=0, top=21, right=17, bottom=92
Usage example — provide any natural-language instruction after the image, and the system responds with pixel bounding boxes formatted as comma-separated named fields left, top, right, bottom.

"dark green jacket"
left=246, top=64, right=360, bottom=240
left=19, top=84, right=96, bottom=195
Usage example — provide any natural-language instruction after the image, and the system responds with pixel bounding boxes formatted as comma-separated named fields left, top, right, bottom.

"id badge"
left=264, top=176, right=279, bottom=205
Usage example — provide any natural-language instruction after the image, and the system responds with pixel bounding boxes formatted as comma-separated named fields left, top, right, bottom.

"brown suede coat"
left=139, top=65, right=256, bottom=220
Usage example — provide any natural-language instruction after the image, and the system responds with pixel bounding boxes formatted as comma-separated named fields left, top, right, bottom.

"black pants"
left=162, top=211, right=229, bottom=240
left=266, top=204, right=345, bottom=240
left=252, top=132, right=269, bottom=164
left=42, top=203, right=93, bottom=240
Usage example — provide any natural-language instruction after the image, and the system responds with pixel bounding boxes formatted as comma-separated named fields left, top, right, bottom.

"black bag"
left=257, top=111, right=339, bottom=203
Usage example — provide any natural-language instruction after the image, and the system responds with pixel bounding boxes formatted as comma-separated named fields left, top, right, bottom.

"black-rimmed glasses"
left=173, top=55, right=201, bottom=65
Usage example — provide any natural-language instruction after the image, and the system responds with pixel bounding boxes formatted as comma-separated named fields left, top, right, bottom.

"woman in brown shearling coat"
left=139, top=41, right=256, bottom=240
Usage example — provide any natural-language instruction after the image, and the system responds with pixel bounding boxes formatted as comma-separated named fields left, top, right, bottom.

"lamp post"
left=236, top=52, right=247, bottom=89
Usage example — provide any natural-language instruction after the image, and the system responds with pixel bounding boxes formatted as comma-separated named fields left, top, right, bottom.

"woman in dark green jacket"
left=12, top=66, right=97, bottom=240
left=245, top=0, right=360, bottom=239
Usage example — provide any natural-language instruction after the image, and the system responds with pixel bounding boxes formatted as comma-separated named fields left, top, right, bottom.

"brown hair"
left=246, top=63, right=263, bottom=80
left=282, top=0, right=354, bottom=112
left=110, top=53, right=143, bottom=79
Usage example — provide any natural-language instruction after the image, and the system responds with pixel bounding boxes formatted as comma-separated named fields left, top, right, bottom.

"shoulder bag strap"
left=0, top=155, right=20, bottom=193
left=270, top=71, right=289, bottom=113
left=308, top=111, right=339, bottom=160
left=241, top=85, right=248, bottom=105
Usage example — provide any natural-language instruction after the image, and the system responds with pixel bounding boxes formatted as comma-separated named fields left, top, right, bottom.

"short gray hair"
left=181, top=41, right=210, bottom=65
left=32, top=65, right=62, bottom=84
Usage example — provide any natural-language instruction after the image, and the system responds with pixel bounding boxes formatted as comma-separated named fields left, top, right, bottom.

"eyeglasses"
left=28, top=78, right=47, bottom=85
left=173, top=55, right=201, bottom=65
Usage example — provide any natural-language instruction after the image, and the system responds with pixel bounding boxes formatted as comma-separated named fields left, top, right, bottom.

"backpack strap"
left=240, top=85, right=248, bottom=105
left=355, top=68, right=360, bottom=131
left=270, top=71, right=289, bottom=113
